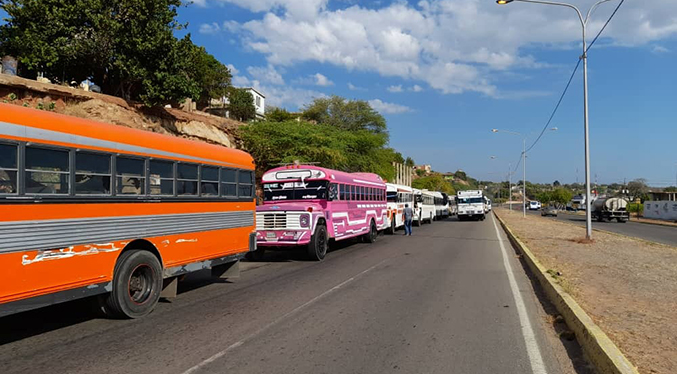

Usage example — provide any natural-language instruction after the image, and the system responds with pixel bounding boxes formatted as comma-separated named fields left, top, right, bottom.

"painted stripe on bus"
left=0, top=210, right=254, bottom=254
left=0, top=121, right=242, bottom=167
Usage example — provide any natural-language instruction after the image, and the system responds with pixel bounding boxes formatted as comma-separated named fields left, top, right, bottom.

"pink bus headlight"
left=299, top=214, right=310, bottom=228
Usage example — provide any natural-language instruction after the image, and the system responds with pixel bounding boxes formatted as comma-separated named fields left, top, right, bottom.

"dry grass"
left=497, top=209, right=677, bottom=374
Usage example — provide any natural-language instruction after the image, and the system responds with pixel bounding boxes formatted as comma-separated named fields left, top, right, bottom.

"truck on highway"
left=456, top=190, right=486, bottom=221
left=591, top=197, right=630, bottom=223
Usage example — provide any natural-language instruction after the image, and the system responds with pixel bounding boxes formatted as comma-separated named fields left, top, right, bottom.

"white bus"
left=386, top=183, right=414, bottom=234
left=484, top=196, right=492, bottom=212
left=457, top=190, right=486, bottom=221
left=413, top=188, right=436, bottom=225
left=433, top=191, right=448, bottom=220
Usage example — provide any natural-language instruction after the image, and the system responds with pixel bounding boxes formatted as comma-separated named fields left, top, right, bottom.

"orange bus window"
left=238, top=170, right=254, bottom=198
left=25, top=146, right=70, bottom=194
left=75, top=152, right=111, bottom=195
left=201, top=166, right=219, bottom=196
left=221, top=168, right=237, bottom=197
left=177, top=163, right=198, bottom=195
left=116, top=157, right=145, bottom=195
left=0, top=143, right=17, bottom=194
left=150, top=160, right=174, bottom=196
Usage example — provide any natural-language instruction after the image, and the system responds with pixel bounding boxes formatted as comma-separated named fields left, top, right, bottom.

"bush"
left=627, top=203, right=643, bottom=215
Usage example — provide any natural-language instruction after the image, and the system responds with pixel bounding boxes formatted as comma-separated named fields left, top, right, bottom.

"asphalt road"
left=0, top=215, right=589, bottom=374
left=520, top=208, right=677, bottom=247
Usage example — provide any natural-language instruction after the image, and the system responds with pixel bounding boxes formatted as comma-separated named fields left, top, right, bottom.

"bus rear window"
left=0, top=143, right=18, bottom=194
left=264, top=181, right=328, bottom=201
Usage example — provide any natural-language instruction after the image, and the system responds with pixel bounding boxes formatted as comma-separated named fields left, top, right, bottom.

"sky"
left=4, top=1, right=677, bottom=186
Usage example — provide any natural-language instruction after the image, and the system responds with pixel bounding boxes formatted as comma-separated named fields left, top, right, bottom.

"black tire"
left=307, top=224, right=328, bottom=261
left=100, top=250, right=162, bottom=319
left=363, top=220, right=378, bottom=243
left=481, top=214, right=486, bottom=221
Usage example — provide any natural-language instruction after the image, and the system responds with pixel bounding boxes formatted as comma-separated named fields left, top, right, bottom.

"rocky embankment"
left=0, top=74, right=242, bottom=148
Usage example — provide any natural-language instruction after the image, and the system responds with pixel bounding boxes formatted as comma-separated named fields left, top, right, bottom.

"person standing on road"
left=403, top=204, right=413, bottom=236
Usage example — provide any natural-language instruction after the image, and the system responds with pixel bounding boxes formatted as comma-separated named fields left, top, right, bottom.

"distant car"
left=541, top=206, right=558, bottom=217
left=529, top=201, right=541, bottom=210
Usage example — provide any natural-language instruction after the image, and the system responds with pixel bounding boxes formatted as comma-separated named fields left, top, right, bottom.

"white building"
left=210, top=87, right=266, bottom=120
left=246, top=87, right=265, bottom=119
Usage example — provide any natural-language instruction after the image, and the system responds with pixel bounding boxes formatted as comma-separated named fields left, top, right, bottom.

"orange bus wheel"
left=99, top=250, right=162, bottom=319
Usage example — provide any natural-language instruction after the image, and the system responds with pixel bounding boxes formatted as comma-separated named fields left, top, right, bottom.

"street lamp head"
left=550, top=127, right=558, bottom=131
left=491, top=129, right=499, bottom=133
left=496, top=0, right=514, bottom=4
left=490, top=156, right=497, bottom=159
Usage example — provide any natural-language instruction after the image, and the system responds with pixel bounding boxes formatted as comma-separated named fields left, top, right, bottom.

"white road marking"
left=491, top=214, right=548, bottom=374
left=181, top=258, right=390, bottom=374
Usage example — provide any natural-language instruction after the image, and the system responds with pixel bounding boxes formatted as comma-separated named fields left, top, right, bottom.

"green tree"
left=412, top=174, right=455, bottom=195
left=301, top=96, right=387, bottom=135
left=239, top=120, right=399, bottom=180
left=553, top=180, right=561, bottom=186
left=228, top=88, right=256, bottom=122
left=185, top=42, right=232, bottom=109
left=404, top=157, right=415, bottom=168
left=0, top=0, right=227, bottom=107
left=454, top=170, right=467, bottom=181
left=266, top=107, right=296, bottom=122
left=627, top=178, right=649, bottom=201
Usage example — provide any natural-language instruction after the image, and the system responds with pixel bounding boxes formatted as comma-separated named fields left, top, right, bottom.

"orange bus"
left=0, top=103, right=256, bottom=318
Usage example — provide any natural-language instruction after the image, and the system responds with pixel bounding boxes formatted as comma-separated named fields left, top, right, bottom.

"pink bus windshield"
left=263, top=180, right=329, bottom=201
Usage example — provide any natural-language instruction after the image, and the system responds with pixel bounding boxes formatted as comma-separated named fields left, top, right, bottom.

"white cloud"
left=246, top=65, right=285, bottom=85
left=313, top=73, right=333, bottom=86
left=652, top=45, right=670, bottom=54
left=368, top=99, right=412, bottom=114
left=410, top=85, right=423, bottom=92
left=212, top=0, right=677, bottom=98
left=199, top=22, right=221, bottom=34
left=387, top=85, right=403, bottom=93
left=228, top=64, right=323, bottom=109
left=197, top=0, right=328, bottom=20
left=226, top=64, right=239, bottom=75
left=347, top=82, right=366, bottom=91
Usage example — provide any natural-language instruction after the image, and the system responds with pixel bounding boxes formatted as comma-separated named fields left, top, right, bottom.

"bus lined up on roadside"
left=255, top=165, right=388, bottom=261
left=413, top=189, right=436, bottom=225
left=385, top=183, right=414, bottom=234
left=0, top=104, right=256, bottom=319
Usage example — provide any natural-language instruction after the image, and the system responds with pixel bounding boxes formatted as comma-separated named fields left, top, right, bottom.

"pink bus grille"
left=262, top=213, right=286, bottom=229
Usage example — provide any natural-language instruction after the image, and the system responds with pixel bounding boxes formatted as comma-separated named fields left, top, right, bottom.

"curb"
left=494, top=212, right=639, bottom=374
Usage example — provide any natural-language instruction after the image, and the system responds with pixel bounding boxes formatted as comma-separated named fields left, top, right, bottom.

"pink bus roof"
left=261, top=165, right=385, bottom=187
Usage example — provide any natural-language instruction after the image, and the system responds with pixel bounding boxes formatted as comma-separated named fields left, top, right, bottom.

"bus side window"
left=116, top=157, right=145, bottom=195
left=238, top=170, right=254, bottom=198
left=25, top=146, right=70, bottom=195
left=150, top=160, right=174, bottom=196
left=177, top=163, right=198, bottom=195
left=75, top=151, right=111, bottom=195
left=201, top=166, right=219, bottom=196
left=0, top=143, right=18, bottom=194
left=221, top=168, right=237, bottom=197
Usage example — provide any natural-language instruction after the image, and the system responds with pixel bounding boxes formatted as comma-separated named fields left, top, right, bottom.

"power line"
left=586, top=0, right=625, bottom=53
left=523, top=0, right=625, bottom=154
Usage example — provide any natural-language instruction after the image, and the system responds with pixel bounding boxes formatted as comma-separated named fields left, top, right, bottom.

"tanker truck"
left=591, top=197, right=629, bottom=223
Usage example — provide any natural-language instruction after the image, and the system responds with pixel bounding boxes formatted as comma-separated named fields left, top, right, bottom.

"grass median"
left=495, top=208, right=677, bottom=374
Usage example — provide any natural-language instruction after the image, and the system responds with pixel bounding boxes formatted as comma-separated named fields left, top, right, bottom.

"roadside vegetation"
left=0, top=0, right=232, bottom=107
left=240, top=97, right=410, bottom=181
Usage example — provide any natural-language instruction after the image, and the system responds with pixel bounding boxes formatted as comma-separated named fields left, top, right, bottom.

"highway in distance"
left=523, top=209, right=677, bottom=247
left=0, top=215, right=589, bottom=374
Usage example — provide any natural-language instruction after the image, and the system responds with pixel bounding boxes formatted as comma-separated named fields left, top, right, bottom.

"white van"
left=529, top=201, right=541, bottom=210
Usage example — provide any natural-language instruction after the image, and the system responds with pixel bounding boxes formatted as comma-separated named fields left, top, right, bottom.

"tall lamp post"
left=492, top=128, right=557, bottom=218
left=491, top=156, right=515, bottom=211
left=496, top=0, right=617, bottom=237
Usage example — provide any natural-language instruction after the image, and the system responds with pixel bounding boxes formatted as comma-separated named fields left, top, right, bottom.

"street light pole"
left=523, top=138, right=526, bottom=218
left=508, top=162, right=512, bottom=212
left=496, top=0, right=616, bottom=239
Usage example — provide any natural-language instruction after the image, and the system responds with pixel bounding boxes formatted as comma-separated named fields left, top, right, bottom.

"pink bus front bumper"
left=256, top=230, right=312, bottom=247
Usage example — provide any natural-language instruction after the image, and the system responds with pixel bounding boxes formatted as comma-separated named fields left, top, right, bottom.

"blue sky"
left=4, top=1, right=677, bottom=186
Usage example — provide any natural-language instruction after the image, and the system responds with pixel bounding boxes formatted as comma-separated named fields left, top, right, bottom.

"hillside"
left=0, top=74, right=243, bottom=149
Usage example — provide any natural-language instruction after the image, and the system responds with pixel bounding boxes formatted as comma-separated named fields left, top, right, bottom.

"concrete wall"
left=643, top=201, right=677, bottom=220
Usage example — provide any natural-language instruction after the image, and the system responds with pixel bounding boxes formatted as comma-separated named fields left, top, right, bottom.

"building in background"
left=208, top=87, right=266, bottom=120
left=414, top=164, right=432, bottom=175
left=246, top=87, right=265, bottom=119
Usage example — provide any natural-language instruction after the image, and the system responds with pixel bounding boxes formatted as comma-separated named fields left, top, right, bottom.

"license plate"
left=266, top=232, right=276, bottom=238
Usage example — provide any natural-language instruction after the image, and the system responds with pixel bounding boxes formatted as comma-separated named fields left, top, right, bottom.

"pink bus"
left=254, top=165, right=388, bottom=260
